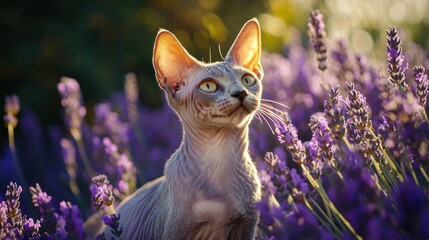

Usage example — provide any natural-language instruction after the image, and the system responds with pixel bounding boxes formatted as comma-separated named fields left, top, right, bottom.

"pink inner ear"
left=153, top=30, right=200, bottom=92
left=226, top=19, right=262, bottom=75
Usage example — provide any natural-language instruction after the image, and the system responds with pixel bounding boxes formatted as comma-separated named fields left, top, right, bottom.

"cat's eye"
left=199, top=80, right=218, bottom=93
left=241, top=75, right=255, bottom=87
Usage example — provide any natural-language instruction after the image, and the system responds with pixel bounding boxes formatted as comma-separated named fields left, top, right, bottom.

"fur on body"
left=104, top=19, right=263, bottom=240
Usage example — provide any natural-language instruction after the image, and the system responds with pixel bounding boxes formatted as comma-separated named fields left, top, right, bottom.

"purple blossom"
left=29, top=183, right=58, bottom=235
left=92, top=137, right=136, bottom=200
left=275, top=120, right=306, bottom=164
left=60, top=139, right=78, bottom=181
left=413, top=65, right=428, bottom=106
left=5, top=182, right=22, bottom=228
left=386, top=27, right=408, bottom=92
left=309, top=114, right=339, bottom=170
left=393, top=182, right=429, bottom=239
left=59, top=201, right=84, bottom=239
left=4, top=95, right=20, bottom=127
left=124, top=72, right=140, bottom=125
left=323, top=86, right=346, bottom=139
left=90, top=174, right=114, bottom=209
left=57, top=77, right=87, bottom=136
left=4, top=95, right=20, bottom=116
left=93, top=103, right=130, bottom=149
left=0, top=201, right=7, bottom=231
left=22, top=217, right=41, bottom=239
left=308, top=9, right=328, bottom=71
left=102, top=213, right=123, bottom=237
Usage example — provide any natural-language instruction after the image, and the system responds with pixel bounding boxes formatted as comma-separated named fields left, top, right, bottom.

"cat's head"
left=153, top=19, right=263, bottom=129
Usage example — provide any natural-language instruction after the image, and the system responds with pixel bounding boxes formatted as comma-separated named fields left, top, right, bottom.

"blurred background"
left=1, top=0, right=429, bottom=153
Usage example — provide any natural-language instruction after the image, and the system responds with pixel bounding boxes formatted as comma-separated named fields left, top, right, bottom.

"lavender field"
left=1, top=9, right=429, bottom=240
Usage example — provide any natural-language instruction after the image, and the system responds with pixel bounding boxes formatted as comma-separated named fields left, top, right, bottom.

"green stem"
left=71, top=129, right=95, bottom=177
left=368, top=129, right=403, bottom=182
left=301, top=165, right=363, bottom=240
left=421, top=108, right=429, bottom=123
left=402, top=155, right=419, bottom=185
left=7, top=124, right=32, bottom=212
left=306, top=198, right=342, bottom=239
left=419, top=166, right=429, bottom=184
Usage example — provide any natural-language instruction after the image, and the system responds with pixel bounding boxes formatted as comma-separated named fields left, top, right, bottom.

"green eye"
left=242, top=75, right=255, bottom=87
left=199, top=81, right=218, bottom=93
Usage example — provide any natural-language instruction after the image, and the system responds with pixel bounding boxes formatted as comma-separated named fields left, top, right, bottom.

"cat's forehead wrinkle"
left=201, top=62, right=245, bottom=81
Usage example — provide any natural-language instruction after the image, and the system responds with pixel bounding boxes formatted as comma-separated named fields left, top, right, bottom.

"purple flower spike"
left=308, top=9, right=328, bottom=71
left=4, top=95, right=20, bottom=116
left=275, top=121, right=306, bottom=164
left=59, top=201, right=84, bottom=239
left=324, top=86, right=346, bottom=139
left=0, top=201, right=8, bottom=231
left=413, top=65, right=428, bottom=106
left=22, top=217, right=41, bottom=239
left=386, top=27, right=408, bottom=92
left=125, top=72, right=140, bottom=124
left=60, top=139, right=78, bottom=181
left=29, top=183, right=57, bottom=234
left=4, top=95, right=20, bottom=127
left=5, top=182, right=22, bottom=228
left=57, top=77, right=87, bottom=137
left=102, top=214, right=123, bottom=237
left=90, top=175, right=114, bottom=209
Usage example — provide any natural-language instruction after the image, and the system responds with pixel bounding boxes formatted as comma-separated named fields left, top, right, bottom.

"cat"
left=103, top=18, right=263, bottom=240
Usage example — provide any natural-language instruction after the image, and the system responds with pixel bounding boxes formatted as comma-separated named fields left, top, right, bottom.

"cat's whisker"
left=259, top=108, right=283, bottom=128
left=255, top=110, right=276, bottom=134
left=254, top=112, right=264, bottom=124
left=261, top=98, right=290, bottom=110
left=260, top=102, right=286, bottom=114
left=218, top=44, right=225, bottom=60
left=257, top=107, right=286, bottom=134
left=209, top=45, right=212, bottom=63
left=259, top=106, right=286, bottom=125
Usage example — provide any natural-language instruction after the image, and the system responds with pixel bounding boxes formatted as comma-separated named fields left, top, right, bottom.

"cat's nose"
left=231, top=90, right=248, bottom=101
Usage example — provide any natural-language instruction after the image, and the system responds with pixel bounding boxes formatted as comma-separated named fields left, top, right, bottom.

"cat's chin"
left=209, top=106, right=254, bottom=127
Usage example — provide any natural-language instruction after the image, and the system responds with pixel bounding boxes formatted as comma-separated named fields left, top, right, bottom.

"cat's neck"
left=181, top=124, right=249, bottom=163
left=165, top=123, right=252, bottom=193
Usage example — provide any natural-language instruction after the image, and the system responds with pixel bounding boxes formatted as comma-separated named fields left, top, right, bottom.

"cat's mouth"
left=213, top=105, right=250, bottom=118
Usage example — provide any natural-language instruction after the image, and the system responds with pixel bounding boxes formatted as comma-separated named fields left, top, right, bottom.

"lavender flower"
left=92, top=137, right=136, bottom=200
left=59, top=201, right=84, bottom=239
left=275, top=118, right=306, bottom=164
left=102, top=214, right=123, bottom=237
left=323, top=86, right=346, bottom=139
left=5, top=182, right=23, bottom=230
left=345, top=82, right=372, bottom=145
left=60, top=139, right=78, bottom=183
left=124, top=73, right=139, bottom=124
left=93, top=103, right=130, bottom=149
left=57, top=77, right=87, bottom=139
left=29, top=183, right=58, bottom=234
left=22, top=217, right=41, bottom=239
left=386, top=27, right=408, bottom=92
left=393, top=182, right=429, bottom=239
left=263, top=152, right=309, bottom=203
left=90, top=174, right=114, bottom=210
left=309, top=114, right=340, bottom=170
left=4, top=95, right=20, bottom=127
left=413, top=65, right=428, bottom=106
left=308, top=10, right=328, bottom=71
left=0, top=201, right=8, bottom=232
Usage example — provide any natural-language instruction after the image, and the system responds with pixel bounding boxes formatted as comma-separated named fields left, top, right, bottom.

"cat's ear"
left=226, top=18, right=263, bottom=79
left=153, top=29, right=201, bottom=95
